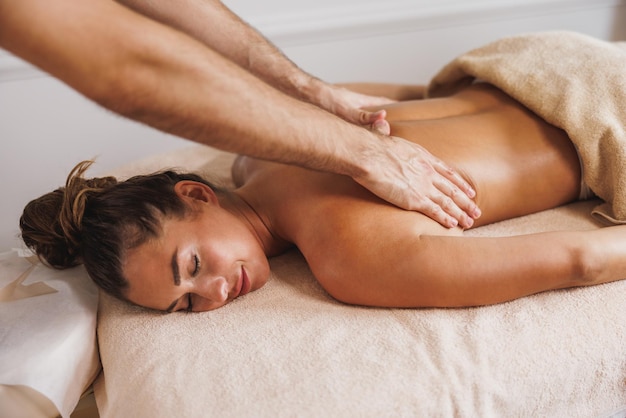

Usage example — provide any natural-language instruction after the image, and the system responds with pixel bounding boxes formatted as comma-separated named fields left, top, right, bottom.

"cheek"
left=257, top=258, right=271, bottom=287
left=249, top=263, right=271, bottom=293
left=243, top=242, right=271, bottom=291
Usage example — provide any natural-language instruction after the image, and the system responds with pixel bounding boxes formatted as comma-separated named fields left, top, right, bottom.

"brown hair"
left=20, top=160, right=219, bottom=300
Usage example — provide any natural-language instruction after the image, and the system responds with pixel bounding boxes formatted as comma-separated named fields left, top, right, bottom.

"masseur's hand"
left=317, top=84, right=397, bottom=128
left=354, top=131, right=481, bottom=229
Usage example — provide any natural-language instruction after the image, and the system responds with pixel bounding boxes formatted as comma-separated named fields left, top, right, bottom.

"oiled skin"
left=231, top=83, right=598, bottom=308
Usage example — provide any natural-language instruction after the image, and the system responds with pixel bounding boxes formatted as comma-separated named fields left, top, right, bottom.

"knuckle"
left=441, top=196, right=455, bottom=211
left=430, top=202, right=445, bottom=215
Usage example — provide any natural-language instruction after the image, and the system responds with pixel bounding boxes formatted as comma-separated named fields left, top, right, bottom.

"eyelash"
left=192, top=254, right=201, bottom=276
left=186, top=254, right=200, bottom=312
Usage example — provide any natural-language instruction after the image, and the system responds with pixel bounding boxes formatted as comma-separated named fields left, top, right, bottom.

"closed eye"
left=192, top=254, right=201, bottom=276
left=186, top=255, right=200, bottom=312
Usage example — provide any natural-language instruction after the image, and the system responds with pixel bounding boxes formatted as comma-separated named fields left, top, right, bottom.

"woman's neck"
left=219, top=191, right=291, bottom=257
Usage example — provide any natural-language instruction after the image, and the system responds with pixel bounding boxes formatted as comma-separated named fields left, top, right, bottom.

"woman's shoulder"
left=231, top=155, right=288, bottom=187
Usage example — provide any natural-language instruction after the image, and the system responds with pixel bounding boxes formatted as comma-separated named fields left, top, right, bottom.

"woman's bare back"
left=236, top=83, right=581, bottom=229
left=233, top=84, right=618, bottom=308
left=380, top=83, right=581, bottom=226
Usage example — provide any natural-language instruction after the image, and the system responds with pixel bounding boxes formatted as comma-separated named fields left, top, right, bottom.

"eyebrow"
left=166, top=248, right=182, bottom=313
left=171, top=247, right=181, bottom=286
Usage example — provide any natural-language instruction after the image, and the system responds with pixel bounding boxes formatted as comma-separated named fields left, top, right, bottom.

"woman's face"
left=122, top=182, right=270, bottom=312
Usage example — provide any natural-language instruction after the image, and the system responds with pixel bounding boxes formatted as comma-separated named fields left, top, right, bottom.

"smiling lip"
left=239, top=266, right=251, bottom=297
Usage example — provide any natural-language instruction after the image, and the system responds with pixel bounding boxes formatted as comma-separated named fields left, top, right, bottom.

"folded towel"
left=427, top=31, right=626, bottom=224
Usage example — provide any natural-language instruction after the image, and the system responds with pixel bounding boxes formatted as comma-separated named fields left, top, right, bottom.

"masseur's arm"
left=115, top=0, right=395, bottom=126
left=0, top=0, right=479, bottom=228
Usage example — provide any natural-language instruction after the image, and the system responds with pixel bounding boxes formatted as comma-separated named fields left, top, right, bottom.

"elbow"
left=311, top=264, right=368, bottom=307
left=322, top=284, right=370, bottom=308
left=312, top=268, right=415, bottom=308
left=320, top=277, right=360, bottom=306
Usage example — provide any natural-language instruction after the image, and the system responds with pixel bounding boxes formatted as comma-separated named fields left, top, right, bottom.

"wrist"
left=288, top=109, right=379, bottom=180
left=334, top=129, right=383, bottom=180
left=293, top=74, right=328, bottom=106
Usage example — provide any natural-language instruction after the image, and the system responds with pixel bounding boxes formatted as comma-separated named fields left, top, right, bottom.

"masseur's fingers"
left=370, top=117, right=391, bottom=136
left=352, top=108, right=386, bottom=126
left=432, top=161, right=482, bottom=226
left=352, top=135, right=481, bottom=229
left=365, top=108, right=386, bottom=123
left=430, top=179, right=479, bottom=229
left=321, top=85, right=395, bottom=126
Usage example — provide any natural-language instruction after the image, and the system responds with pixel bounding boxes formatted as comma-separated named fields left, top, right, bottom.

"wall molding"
left=253, top=0, right=625, bottom=46
left=1, top=0, right=624, bottom=82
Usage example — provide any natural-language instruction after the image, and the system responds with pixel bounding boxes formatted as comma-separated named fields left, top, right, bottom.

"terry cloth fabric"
left=427, top=31, right=626, bottom=224
left=93, top=145, right=626, bottom=418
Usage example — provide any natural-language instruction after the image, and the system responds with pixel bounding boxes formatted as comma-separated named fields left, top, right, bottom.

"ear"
left=173, top=181, right=219, bottom=206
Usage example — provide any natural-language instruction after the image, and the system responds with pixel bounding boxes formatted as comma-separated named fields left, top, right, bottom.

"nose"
left=195, top=275, right=229, bottom=304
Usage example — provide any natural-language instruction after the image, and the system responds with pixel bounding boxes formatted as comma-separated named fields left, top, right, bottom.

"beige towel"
left=94, top=145, right=626, bottom=418
left=427, top=31, right=626, bottom=224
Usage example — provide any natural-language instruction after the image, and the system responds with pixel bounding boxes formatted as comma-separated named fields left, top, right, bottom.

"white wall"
left=1, top=0, right=625, bottom=251
left=253, top=0, right=626, bottom=83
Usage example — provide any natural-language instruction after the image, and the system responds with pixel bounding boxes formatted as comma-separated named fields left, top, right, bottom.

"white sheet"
left=0, top=250, right=100, bottom=418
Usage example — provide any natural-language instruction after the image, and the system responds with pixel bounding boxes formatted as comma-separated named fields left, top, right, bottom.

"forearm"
left=1, top=0, right=482, bottom=223
left=116, top=0, right=320, bottom=102
left=113, top=28, right=373, bottom=175
left=0, top=0, right=371, bottom=177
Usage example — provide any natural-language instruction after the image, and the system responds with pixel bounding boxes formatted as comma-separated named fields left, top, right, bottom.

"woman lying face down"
left=20, top=84, right=626, bottom=312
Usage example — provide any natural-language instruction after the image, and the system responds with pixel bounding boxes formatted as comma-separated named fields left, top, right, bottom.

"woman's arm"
left=300, top=202, right=626, bottom=307
left=317, top=227, right=626, bottom=308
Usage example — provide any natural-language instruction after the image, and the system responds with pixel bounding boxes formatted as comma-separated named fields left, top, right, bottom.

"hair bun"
left=20, top=160, right=118, bottom=268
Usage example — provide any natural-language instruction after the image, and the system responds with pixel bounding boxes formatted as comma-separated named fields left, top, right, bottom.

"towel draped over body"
left=427, top=31, right=626, bottom=224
